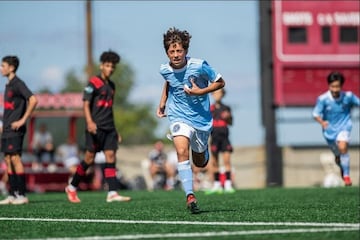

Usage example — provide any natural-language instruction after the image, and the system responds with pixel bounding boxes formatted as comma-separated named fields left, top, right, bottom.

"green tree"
left=115, top=105, right=158, bottom=144
left=37, top=87, right=53, bottom=94
left=61, top=61, right=158, bottom=145
left=60, top=70, right=85, bottom=93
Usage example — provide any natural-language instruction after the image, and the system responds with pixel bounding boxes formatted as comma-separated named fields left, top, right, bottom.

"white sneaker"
left=11, top=195, right=29, bottom=205
left=0, top=195, right=16, bottom=205
left=224, top=186, right=236, bottom=194
left=106, top=192, right=131, bottom=202
left=205, top=185, right=223, bottom=195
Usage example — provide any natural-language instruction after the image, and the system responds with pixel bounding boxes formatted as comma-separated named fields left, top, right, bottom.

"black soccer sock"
left=225, top=171, right=231, bottom=180
left=8, top=173, right=18, bottom=196
left=17, top=173, right=26, bottom=196
left=71, top=161, right=90, bottom=187
left=104, top=163, right=117, bottom=191
left=214, top=172, right=220, bottom=181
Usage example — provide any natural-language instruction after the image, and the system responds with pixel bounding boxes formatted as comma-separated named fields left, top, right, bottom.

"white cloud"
left=40, top=66, right=64, bottom=92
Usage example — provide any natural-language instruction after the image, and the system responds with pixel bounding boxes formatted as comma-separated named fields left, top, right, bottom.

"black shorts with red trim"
left=85, top=129, right=118, bottom=153
left=1, top=135, right=25, bottom=154
left=210, top=129, right=233, bottom=154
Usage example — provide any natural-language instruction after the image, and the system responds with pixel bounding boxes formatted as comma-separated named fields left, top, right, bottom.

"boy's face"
left=100, top=62, right=116, bottom=79
left=0, top=61, right=14, bottom=77
left=328, top=80, right=342, bottom=98
left=166, top=43, right=187, bottom=69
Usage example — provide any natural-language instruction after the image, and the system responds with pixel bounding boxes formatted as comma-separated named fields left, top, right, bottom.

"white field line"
left=0, top=217, right=359, bottom=228
left=16, top=227, right=360, bottom=240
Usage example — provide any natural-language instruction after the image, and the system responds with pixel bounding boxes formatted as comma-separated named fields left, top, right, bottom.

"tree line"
left=37, top=61, right=159, bottom=145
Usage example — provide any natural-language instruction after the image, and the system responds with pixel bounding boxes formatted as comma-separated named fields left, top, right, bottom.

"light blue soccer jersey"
left=312, top=91, right=360, bottom=141
left=160, top=57, right=222, bottom=131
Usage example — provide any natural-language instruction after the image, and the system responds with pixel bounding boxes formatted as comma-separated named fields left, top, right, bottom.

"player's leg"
left=191, top=130, right=210, bottom=168
left=0, top=154, right=16, bottom=204
left=65, top=132, right=96, bottom=203
left=336, top=133, right=351, bottom=186
left=220, top=138, right=234, bottom=193
left=327, top=139, right=343, bottom=180
left=0, top=136, right=28, bottom=205
left=169, top=122, right=200, bottom=214
left=65, top=150, right=95, bottom=200
left=336, top=131, right=352, bottom=186
left=174, top=135, right=200, bottom=214
left=0, top=162, right=9, bottom=196
left=103, top=131, right=130, bottom=202
left=103, top=150, right=130, bottom=202
left=205, top=140, right=223, bottom=194
left=65, top=151, right=94, bottom=203
left=173, top=135, right=193, bottom=194
left=10, top=153, right=28, bottom=205
left=222, top=151, right=235, bottom=193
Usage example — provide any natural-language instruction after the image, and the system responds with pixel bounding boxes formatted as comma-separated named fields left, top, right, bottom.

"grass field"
left=0, top=187, right=359, bottom=240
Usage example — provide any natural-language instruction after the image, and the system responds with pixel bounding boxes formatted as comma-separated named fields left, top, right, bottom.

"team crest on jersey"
left=84, top=86, right=94, bottom=94
left=172, top=124, right=180, bottom=133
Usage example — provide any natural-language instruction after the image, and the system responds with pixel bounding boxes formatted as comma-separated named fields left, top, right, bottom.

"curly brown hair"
left=163, top=27, right=192, bottom=52
left=100, top=50, right=121, bottom=64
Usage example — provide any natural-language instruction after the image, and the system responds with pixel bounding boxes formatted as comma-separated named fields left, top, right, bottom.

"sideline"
left=1, top=217, right=358, bottom=239
left=15, top=227, right=360, bottom=240
left=0, top=217, right=359, bottom=228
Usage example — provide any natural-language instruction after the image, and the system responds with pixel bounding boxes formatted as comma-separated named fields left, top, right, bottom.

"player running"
left=312, top=71, right=360, bottom=186
left=156, top=27, right=225, bottom=214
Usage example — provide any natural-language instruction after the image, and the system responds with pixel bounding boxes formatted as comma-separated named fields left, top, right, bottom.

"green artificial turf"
left=0, top=187, right=358, bottom=240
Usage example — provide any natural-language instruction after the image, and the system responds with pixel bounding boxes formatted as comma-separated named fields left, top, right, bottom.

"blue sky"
left=0, top=1, right=358, bottom=147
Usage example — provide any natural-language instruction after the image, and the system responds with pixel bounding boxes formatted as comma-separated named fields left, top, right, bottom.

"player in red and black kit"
left=0, top=56, right=38, bottom=205
left=65, top=50, right=131, bottom=203
left=206, top=88, right=235, bottom=194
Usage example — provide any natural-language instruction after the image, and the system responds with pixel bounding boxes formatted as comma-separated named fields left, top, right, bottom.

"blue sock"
left=177, top=160, right=193, bottom=196
left=340, top=153, right=350, bottom=176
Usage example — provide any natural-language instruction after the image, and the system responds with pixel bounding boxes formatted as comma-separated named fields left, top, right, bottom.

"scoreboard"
left=272, top=0, right=360, bottom=106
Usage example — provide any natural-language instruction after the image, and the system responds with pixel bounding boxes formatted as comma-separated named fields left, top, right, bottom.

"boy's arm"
left=351, top=92, right=360, bottom=106
left=11, top=95, right=38, bottom=131
left=314, top=115, right=328, bottom=129
left=84, top=100, right=97, bottom=134
left=157, top=81, right=169, bottom=118
left=225, top=107, right=233, bottom=125
left=185, top=78, right=225, bottom=96
left=312, top=99, right=328, bottom=129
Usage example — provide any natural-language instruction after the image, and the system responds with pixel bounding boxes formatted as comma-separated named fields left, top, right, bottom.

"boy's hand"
left=321, top=121, right=329, bottom=129
left=184, top=79, right=203, bottom=95
left=11, top=119, right=25, bottom=131
left=87, top=121, right=97, bottom=134
left=221, top=110, right=231, bottom=120
left=157, top=106, right=166, bottom=118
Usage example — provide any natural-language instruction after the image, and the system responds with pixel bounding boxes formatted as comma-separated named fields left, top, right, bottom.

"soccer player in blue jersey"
left=65, top=50, right=131, bottom=203
left=156, top=27, right=225, bottom=214
left=0, top=56, right=38, bottom=205
left=312, top=71, right=360, bottom=186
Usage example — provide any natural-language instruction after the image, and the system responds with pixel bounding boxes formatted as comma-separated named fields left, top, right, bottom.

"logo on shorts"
left=172, top=124, right=180, bottom=133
